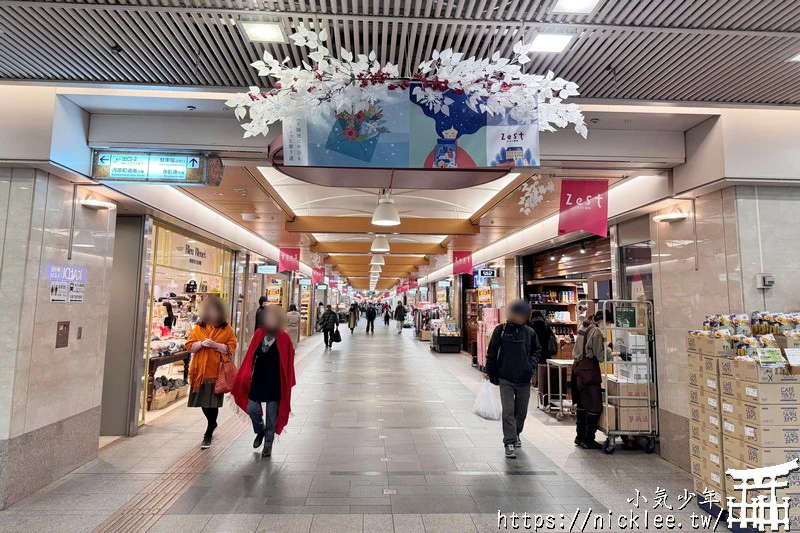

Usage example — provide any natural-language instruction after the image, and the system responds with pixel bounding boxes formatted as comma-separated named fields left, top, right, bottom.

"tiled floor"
left=0, top=323, right=710, bottom=532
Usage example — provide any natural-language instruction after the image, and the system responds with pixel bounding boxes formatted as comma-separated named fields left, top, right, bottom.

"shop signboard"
left=91, top=151, right=223, bottom=185
left=558, top=180, right=609, bottom=237
left=47, top=264, right=87, bottom=304
left=256, top=264, right=278, bottom=274
left=452, top=251, right=473, bottom=275
left=299, top=278, right=312, bottom=286
left=278, top=248, right=300, bottom=272
left=477, top=286, right=492, bottom=305
left=282, top=87, right=539, bottom=169
left=437, top=280, right=451, bottom=287
left=316, top=284, right=328, bottom=290
left=615, top=305, right=637, bottom=328
left=477, top=268, right=496, bottom=277
left=312, top=267, right=325, bottom=284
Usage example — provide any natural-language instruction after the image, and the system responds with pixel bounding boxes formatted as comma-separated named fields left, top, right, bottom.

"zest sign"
left=558, top=180, right=608, bottom=237
left=279, top=248, right=300, bottom=272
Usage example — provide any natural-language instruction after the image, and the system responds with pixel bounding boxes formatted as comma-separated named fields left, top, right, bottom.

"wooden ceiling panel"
left=311, top=242, right=447, bottom=255
left=325, top=255, right=429, bottom=267
left=286, top=216, right=478, bottom=234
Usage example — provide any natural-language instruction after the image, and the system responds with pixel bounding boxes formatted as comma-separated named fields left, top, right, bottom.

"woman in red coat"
left=231, top=304, right=296, bottom=457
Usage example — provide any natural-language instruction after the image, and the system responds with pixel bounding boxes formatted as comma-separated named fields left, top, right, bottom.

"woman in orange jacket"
left=186, top=296, right=237, bottom=449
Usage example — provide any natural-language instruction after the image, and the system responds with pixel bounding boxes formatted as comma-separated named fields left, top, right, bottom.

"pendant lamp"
left=370, top=254, right=385, bottom=265
left=371, top=235, right=390, bottom=253
left=371, top=190, right=401, bottom=226
left=370, top=265, right=382, bottom=273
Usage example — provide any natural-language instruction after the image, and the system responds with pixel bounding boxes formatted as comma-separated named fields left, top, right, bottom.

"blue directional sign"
left=92, top=151, right=223, bottom=185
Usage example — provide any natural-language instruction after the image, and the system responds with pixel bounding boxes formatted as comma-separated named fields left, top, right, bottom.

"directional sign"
left=91, top=151, right=223, bottom=186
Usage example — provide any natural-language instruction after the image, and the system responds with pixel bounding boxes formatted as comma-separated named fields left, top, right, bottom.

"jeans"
left=366, top=319, right=375, bottom=332
left=247, top=400, right=280, bottom=447
left=499, top=379, right=531, bottom=445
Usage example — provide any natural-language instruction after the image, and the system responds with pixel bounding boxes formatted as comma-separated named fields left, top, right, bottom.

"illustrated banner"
left=558, top=180, right=609, bottom=237
left=283, top=86, right=539, bottom=169
left=452, top=251, right=473, bottom=276
left=279, top=248, right=300, bottom=272
left=312, top=267, right=325, bottom=284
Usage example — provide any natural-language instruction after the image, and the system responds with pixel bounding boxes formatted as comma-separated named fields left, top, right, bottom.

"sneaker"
left=253, top=431, right=265, bottom=449
left=200, top=437, right=212, bottom=449
left=514, top=438, right=522, bottom=448
left=505, top=443, right=517, bottom=459
left=262, top=446, right=272, bottom=458
left=580, top=440, right=602, bottom=450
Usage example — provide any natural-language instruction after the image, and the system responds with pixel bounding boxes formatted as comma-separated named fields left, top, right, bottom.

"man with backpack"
left=484, top=300, right=542, bottom=459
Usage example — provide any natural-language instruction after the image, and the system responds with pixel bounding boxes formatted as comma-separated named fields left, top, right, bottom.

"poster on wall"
left=47, top=265, right=87, bottom=304
left=279, top=248, right=300, bottom=272
left=283, top=87, right=539, bottom=169
left=267, top=285, right=282, bottom=305
left=452, top=251, right=473, bottom=275
left=558, top=180, right=609, bottom=237
left=477, top=286, right=492, bottom=305
left=437, top=289, right=447, bottom=304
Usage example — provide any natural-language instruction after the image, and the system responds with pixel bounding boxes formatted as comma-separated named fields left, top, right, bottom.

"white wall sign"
left=47, top=264, right=86, bottom=304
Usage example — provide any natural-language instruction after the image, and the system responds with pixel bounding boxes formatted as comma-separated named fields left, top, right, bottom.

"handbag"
left=332, top=326, right=342, bottom=343
left=214, top=352, right=237, bottom=394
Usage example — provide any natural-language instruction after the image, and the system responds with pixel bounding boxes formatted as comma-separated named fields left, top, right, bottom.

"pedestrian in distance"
left=231, top=304, right=296, bottom=458
left=186, top=296, right=238, bottom=450
left=347, top=303, right=359, bottom=334
left=320, top=304, right=339, bottom=347
left=394, top=302, right=407, bottom=334
left=286, top=303, right=301, bottom=347
left=365, top=304, right=377, bottom=333
left=255, top=295, right=268, bottom=331
left=572, top=311, right=612, bottom=450
left=484, top=299, right=542, bottom=459
left=384, top=307, right=391, bottom=326
left=528, top=309, right=559, bottom=389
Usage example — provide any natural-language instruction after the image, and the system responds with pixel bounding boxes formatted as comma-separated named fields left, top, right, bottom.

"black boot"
left=575, top=409, right=586, bottom=446
left=580, top=412, right=602, bottom=449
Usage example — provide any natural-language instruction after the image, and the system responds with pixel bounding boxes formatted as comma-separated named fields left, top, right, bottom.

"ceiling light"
left=371, top=235, right=390, bottom=253
left=80, top=194, right=116, bottom=210
left=371, top=190, right=401, bottom=226
left=370, top=255, right=385, bottom=265
left=550, top=254, right=556, bottom=261
left=653, top=211, right=689, bottom=223
left=241, top=213, right=261, bottom=221
left=370, top=265, right=382, bottom=273
left=789, top=52, right=800, bottom=62
left=580, top=243, right=586, bottom=254
left=241, top=21, right=287, bottom=43
left=529, top=34, right=574, bottom=53
left=552, top=0, right=601, bottom=13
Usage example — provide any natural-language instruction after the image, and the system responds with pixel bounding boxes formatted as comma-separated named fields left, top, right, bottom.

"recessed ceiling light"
left=529, top=34, right=574, bottom=53
left=241, top=21, right=287, bottom=43
left=653, top=211, right=689, bottom=223
left=552, top=0, right=601, bottom=14
left=790, top=52, right=800, bottom=62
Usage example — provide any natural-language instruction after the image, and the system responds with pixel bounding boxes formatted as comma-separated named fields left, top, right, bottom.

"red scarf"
left=231, top=328, right=296, bottom=435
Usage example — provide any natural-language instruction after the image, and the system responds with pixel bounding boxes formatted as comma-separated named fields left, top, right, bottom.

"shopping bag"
left=214, top=353, right=237, bottom=394
left=332, top=327, right=342, bottom=343
left=472, top=379, right=502, bottom=420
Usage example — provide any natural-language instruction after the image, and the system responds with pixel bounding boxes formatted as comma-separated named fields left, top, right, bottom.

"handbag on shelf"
left=214, top=353, right=237, bottom=394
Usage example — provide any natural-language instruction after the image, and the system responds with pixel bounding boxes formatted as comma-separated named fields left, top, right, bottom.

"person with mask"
left=232, top=304, right=296, bottom=458
left=365, top=304, right=377, bottom=333
left=571, top=311, right=611, bottom=450
left=485, top=299, right=542, bottom=459
left=320, top=304, right=339, bottom=347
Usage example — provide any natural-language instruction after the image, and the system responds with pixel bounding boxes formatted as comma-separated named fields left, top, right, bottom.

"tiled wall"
left=0, top=168, right=116, bottom=506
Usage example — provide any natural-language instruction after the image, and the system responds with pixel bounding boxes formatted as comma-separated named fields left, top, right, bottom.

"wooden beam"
left=286, top=216, right=478, bottom=234
left=311, top=242, right=446, bottom=255
left=324, top=255, right=429, bottom=267
left=338, top=267, right=416, bottom=276
left=469, top=171, right=533, bottom=224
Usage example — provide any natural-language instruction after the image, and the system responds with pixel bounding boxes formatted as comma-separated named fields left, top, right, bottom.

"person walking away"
left=365, top=304, right=377, bottom=333
left=383, top=307, right=391, bottom=326
left=571, top=311, right=611, bottom=449
left=320, top=304, right=339, bottom=347
left=286, top=304, right=301, bottom=347
left=394, top=303, right=407, bottom=334
left=232, top=304, right=296, bottom=458
left=347, top=303, right=359, bottom=334
left=255, top=296, right=268, bottom=331
left=485, top=300, right=541, bottom=459
left=528, top=310, right=559, bottom=388
left=186, top=296, right=237, bottom=449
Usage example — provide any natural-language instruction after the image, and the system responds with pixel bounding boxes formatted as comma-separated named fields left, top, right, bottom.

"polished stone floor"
left=0, top=320, right=705, bottom=532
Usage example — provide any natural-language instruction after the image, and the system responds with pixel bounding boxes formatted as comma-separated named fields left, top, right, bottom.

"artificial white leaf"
left=319, top=28, right=328, bottom=41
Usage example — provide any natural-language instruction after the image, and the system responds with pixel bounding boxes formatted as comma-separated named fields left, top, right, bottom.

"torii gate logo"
left=726, top=459, right=799, bottom=531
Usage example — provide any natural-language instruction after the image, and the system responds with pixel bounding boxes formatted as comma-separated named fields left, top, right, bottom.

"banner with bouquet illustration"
left=282, top=85, right=539, bottom=169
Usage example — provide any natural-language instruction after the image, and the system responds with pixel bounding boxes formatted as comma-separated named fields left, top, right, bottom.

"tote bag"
left=332, top=326, right=342, bottom=343
left=214, top=353, right=237, bottom=394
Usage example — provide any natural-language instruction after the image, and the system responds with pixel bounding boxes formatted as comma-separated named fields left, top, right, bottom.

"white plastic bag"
left=473, top=379, right=502, bottom=420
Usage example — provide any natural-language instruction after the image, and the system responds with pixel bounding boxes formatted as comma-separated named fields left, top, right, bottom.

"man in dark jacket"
left=393, top=303, right=406, bottom=334
left=320, top=304, right=339, bottom=348
left=485, top=299, right=542, bottom=459
left=255, top=296, right=268, bottom=330
left=365, top=305, right=377, bottom=333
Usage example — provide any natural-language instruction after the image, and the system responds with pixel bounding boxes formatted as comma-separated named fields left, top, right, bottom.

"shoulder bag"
left=214, top=352, right=237, bottom=394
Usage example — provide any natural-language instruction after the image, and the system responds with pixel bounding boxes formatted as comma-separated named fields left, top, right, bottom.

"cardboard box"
left=617, top=405, right=656, bottom=432
left=701, top=446, right=726, bottom=494
left=700, top=388, right=721, bottom=413
left=700, top=371, right=719, bottom=393
left=689, top=419, right=702, bottom=442
left=742, top=381, right=800, bottom=404
left=722, top=434, right=800, bottom=469
left=689, top=435, right=702, bottom=459
left=686, top=335, right=734, bottom=356
left=690, top=404, right=702, bottom=424
left=722, top=415, right=800, bottom=447
left=702, top=355, right=720, bottom=377
left=690, top=456, right=703, bottom=478
left=606, top=375, right=653, bottom=407
left=720, top=376, right=738, bottom=399
left=733, top=359, right=800, bottom=384
left=701, top=423, right=723, bottom=451
left=687, top=351, right=703, bottom=372
left=419, top=330, right=431, bottom=341
left=701, top=406, right=722, bottom=431
left=720, top=396, right=738, bottom=418
left=688, top=385, right=701, bottom=407
left=777, top=336, right=800, bottom=350
left=733, top=401, right=800, bottom=426
left=693, top=476, right=725, bottom=507
left=687, top=368, right=701, bottom=389
left=718, top=357, right=735, bottom=379
left=599, top=403, right=616, bottom=432
left=615, top=363, right=650, bottom=382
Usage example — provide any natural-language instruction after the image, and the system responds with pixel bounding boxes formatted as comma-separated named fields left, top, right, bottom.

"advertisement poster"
left=477, top=286, right=492, bottom=305
left=452, top=251, right=473, bottom=275
left=437, top=289, right=447, bottom=304
left=558, top=180, right=609, bottom=237
left=285, top=86, right=539, bottom=169
left=267, top=285, right=282, bottom=305
left=278, top=248, right=300, bottom=272
left=47, top=264, right=87, bottom=304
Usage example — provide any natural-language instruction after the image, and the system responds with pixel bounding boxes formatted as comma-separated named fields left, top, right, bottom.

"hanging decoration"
left=226, top=28, right=588, bottom=152
left=558, top=180, right=609, bottom=237
left=518, top=175, right=556, bottom=215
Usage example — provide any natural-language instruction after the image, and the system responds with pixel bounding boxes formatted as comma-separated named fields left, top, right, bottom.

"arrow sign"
left=188, top=157, right=200, bottom=169
left=98, top=154, right=110, bottom=166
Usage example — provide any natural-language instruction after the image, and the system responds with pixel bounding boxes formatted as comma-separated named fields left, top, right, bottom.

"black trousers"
left=201, top=407, right=218, bottom=439
left=366, top=318, right=375, bottom=332
left=323, top=328, right=334, bottom=345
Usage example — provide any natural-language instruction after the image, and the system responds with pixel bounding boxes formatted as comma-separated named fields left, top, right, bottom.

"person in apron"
left=571, top=311, right=610, bottom=449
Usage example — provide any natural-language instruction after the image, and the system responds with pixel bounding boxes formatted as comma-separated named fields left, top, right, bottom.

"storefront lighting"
left=550, top=254, right=556, bottom=261
left=653, top=211, right=689, bottom=223
left=552, top=0, right=600, bottom=13
left=580, top=243, right=586, bottom=254
left=371, top=190, right=401, bottom=226
left=80, top=194, right=116, bottom=210
left=241, top=22, right=287, bottom=43
left=371, top=235, right=391, bottom=253
left=370, top=254, right=385, bottom=265
left=529, top=34, right=574, bottom=53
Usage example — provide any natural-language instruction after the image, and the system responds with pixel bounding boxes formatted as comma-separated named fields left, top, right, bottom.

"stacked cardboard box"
left=604, top=333, right=655, bottom=431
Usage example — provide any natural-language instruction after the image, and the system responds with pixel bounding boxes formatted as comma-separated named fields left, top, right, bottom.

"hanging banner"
left=558, top=180, right=609, bottom=237
left=330, top=278, right=338, bottom=290
left=452, top=251, right=473, bottom=275
left=278, top=248, right=300, bottom=272
left=312, top=267, right=324, bottom=284
left=408, top=279, right=419, bottom=290
left=283, top=86, right=539, bottom=169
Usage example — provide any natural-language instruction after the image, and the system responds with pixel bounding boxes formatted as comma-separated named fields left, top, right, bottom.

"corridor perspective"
left=0, top=326, right=697, bottom=532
